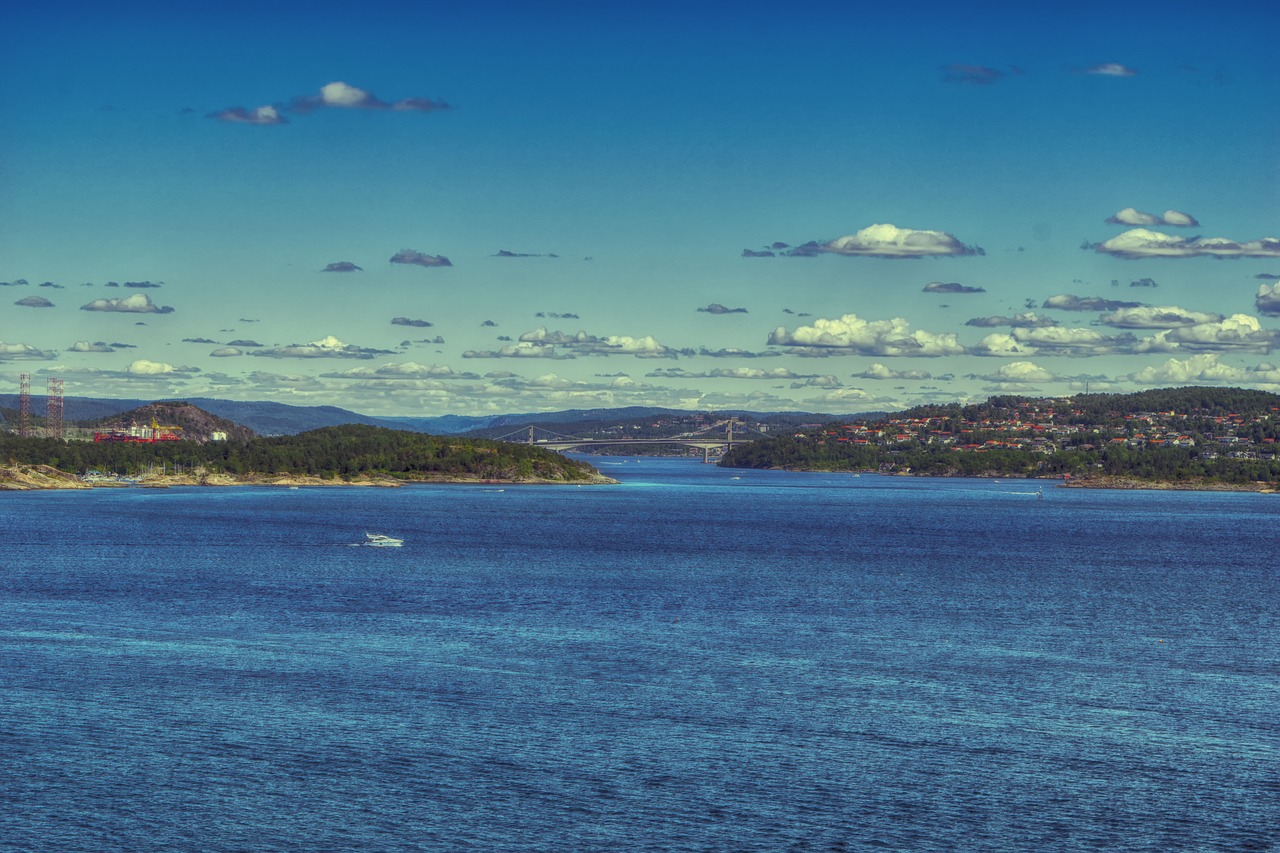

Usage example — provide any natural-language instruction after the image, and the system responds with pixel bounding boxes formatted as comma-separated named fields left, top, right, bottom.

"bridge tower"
left=46, top=377, right=64, bottom=440
left=18, top=373, right=31, bottom=437
left=529, top=425, right=536, bottom=445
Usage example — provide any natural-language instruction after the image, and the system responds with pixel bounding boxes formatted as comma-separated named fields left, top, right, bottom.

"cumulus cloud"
left=1092, top=228, right=1280, bottom=259
left=494, top=250, right=558, bottom=258
left=979, top=361, right=1058, bottom=383
left=1127, top=354, right=1254, bottom=385
left=741, top=249, right=775, bottom=258
left=291, top=81, right=450, bottom=114
left=1106, top=208, right=1199, bottom=228
left=922, top=281, right=985, bottom=294
left=80, top=293, right=174, bottom=314
left=698, top=303, right=748, bottom=314
left=226, top=339, right=263, bottom=347
left=1098, top=305, right=1224, bottom=329
left=518, top=327, right=686, bottom=358
left=122, top=280, right=163, bottom=288
left=322, top=261, right=362, bottom=273
left=126, top=359, right=181, bottom=375
left=1043, top=294, right=1142, bottom=312
left=0, top=341, right=57, bottom=360
left=769, top=314, right=965, bottom=357
left=790, top=375, right=843, bottom=389
left=210, top=347, right=243, bottom=357
left=68, top=341, right=114, bottom=353
left=209, top=105, right=287, bottom=125
left=15, top=296, right=54, bottom=308
left=853, top=363, right=932, bottom=380
left=462, top=342, right=573, bottom=360
left=1082, top=63, right=1137, bottom=77
left=0, top=279, right=29, bottom=287
left=782, top=224, right=981, bottom=259
left=250, top=335, right=397, bottom=360
left=391, top=317, right=433, bottom=327
left=535, top=312, right=580, bottom=320
left=390, top=249, right=452, bottom=268
left=182, top=337, right=219, bottom=344
left=965, top=312, right=1059, bottom=328
left=1256, top=283, right=1280, bottom=316
left=972, top=326, right=1130, bottom=357
left=1133, top=314, right=1280, bottom=354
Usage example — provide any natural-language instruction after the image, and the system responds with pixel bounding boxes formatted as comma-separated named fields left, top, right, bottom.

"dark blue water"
left=3, top=460, right=1278, bottom=851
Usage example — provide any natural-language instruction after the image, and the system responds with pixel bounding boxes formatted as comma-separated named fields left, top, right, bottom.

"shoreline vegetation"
left=717, top=387, right=1280, bottom=494
left=0, top=423, right=616, bottom=491
left=4, top=388, right=1278, bottom=494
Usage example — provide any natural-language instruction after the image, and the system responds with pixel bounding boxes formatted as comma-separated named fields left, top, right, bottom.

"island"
left=0, top=421, right=615, bottom=490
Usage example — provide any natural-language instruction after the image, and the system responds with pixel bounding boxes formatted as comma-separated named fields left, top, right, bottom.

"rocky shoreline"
left=0, top=464, right=618, bottom=491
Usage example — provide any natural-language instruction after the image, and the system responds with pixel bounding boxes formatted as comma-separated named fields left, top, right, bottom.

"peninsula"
left=0, top=421, right=615, bottom=490
left=718, top=387, right=1280, bottom=492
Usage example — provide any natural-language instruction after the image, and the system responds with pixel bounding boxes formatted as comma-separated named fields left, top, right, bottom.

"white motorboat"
left=364, top=532, right=404, bottom=547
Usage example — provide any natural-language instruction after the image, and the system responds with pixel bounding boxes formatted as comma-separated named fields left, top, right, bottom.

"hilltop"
left=85, top=401, right=256, bottom=443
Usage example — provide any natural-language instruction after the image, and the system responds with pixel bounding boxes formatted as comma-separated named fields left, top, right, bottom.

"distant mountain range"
left=0, top=394, right=859, bottom=437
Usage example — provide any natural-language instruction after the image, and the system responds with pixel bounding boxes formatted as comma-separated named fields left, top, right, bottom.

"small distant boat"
left=363, top=532, right=404, bottom=547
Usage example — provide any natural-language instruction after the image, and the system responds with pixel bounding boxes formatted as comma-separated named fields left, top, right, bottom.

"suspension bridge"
left=492, top=418, right=762, bottom=462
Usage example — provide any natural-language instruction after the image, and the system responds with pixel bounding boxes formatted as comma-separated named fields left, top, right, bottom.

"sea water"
left=2, top=459, right=1277, bottom=851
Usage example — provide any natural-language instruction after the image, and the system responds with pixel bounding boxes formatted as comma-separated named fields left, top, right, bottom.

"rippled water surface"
left=3, top=460, right=1278, bottom=851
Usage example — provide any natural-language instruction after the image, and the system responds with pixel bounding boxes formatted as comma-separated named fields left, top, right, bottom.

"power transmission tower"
left=18, top=373, right=31, bottom=437
left=46, top=377, right=64, bottom=439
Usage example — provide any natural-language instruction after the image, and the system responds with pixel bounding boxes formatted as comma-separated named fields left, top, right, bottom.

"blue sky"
left=3, top=0, right=1278, bottom=416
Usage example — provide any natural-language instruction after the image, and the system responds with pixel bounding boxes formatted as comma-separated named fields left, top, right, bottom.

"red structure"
left=46, top=377, right=64, bottom=440
left=18, top=373, right=31, bottom=437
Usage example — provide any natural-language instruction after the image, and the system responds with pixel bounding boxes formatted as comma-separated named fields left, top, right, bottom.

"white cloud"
left=1160, top=210, right=1199, bottom=227
left=0, top=341, right=57, bottom=360
left=251, top=336, right=396, bottom=359
left=1127, top=354, right=1251, bottom=385
left=462, top=342, right=571, bottom=359
left=820, top=224, right=980, bottom=258
left=209, top=105, right=287, bottom=125
left=1083, top=63, right=1137, bottom=77
left=1098, top=305, right=1224, bottom=329
left=769, top=314, right=965, bottom=356
left=1106, top=208, right=1199, bottom=227
left=516, top=327, right=683, bottom=358
left=320, top=81, right=374, bottom=108
left=1094, top=228, right=1280, bottom=259
left=984, top=361, right=1057, bottom=382
left=210, top=347, right=243, bottom=358
left=1134, top=314, right=1280, bottom=354
left=125, top=359, right=176, bottom=375
left=971, top=333, right=1034, bottom=357
left=972, top=326, right=1128, bottom=357
left=80, top=293, right=174, bottom=314
left=1257, top=283, right=1280, bottom=317
left=853, top=363, right=932, bottom=380
left=68, top=341, right=114, bottom=353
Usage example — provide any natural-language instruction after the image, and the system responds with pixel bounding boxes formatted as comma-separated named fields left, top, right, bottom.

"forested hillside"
left=0, top=424, right=605, bottom=483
